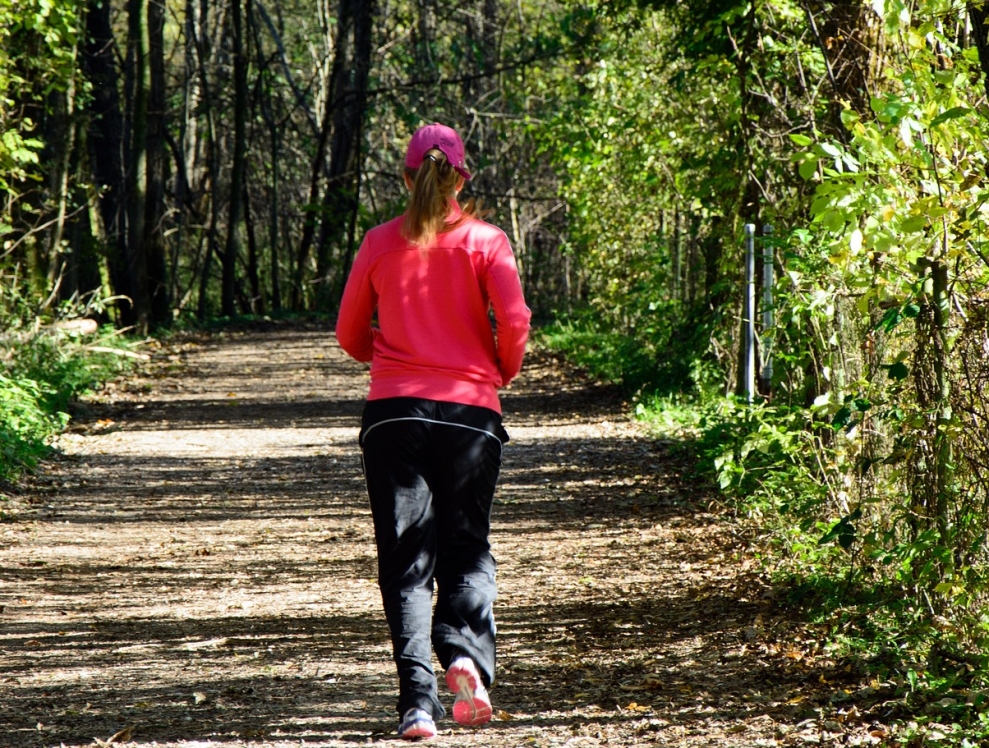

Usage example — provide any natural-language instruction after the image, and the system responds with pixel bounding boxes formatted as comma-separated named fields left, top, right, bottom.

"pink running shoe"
left=445, top=656, right=492, bottom=726
left=398, top=708, right=436, bottom=740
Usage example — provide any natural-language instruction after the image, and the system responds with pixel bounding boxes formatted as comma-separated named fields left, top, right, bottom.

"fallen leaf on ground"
left=93, top=724, right=134, bottom=745
left=625, top=702, right=651, bottom=712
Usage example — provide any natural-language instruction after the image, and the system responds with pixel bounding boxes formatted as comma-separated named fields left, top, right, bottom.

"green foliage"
left=0, top=322, right=136, bottom=487
left=3, top=326, right=132, bottom=413
left=635, top=386, right=989, bottom=743
left=538, top=302, right=716, bottom=395
left=539, top=317, right=657, bottom=389
left=0, top=373, right=65, bottom=484
left=541, top=2, right=989, bottom=741
left=0, top=287, right=142, bottom=489
left=0, top=0, right=81, bottom=190
left=537, top=0, right=824, bottom=398
left=779, top=0, right=989, bottom=611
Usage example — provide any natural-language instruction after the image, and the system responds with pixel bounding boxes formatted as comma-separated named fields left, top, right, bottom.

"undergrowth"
left=537, top=310, right=720, bottom=396
left=0, top=301, right=143, bottom=507
left=538, top=319, right=989, bottom=747
left=668, top=395, right=989, bottom=745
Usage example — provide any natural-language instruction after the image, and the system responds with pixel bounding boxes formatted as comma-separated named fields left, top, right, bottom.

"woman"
left=335, top=122, right=531, bottom=740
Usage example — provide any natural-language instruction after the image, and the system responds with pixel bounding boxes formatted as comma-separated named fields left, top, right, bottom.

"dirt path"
left=1, top=323, right=853, bottom=747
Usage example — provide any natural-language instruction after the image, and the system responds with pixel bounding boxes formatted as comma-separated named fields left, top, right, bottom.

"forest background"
left=5, top=0, right=989, bottom=743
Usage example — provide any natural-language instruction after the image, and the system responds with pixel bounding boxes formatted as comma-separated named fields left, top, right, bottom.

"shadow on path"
left=0, top=326, right=815, bottom=747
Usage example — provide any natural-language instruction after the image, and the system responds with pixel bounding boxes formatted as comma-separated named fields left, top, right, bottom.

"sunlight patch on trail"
left=64, top=427, right=358, bottom=459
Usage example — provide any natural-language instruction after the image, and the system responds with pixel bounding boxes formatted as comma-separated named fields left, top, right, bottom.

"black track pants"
left=360, top=397, right=507, bottom=720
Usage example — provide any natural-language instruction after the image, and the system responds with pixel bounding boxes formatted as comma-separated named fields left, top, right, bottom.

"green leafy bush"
left=3, top=326, right=133, bottom=413
left=0, top=374, right=66, bottom=484
left=0, top=323, right=138, bottom=495
left=1, top=294, right=143, bottom=489
left=539, top=304, right=717, bottom=396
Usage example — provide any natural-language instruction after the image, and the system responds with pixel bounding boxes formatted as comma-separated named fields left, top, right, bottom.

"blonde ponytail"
left=401, top=149, right=483, bottom=245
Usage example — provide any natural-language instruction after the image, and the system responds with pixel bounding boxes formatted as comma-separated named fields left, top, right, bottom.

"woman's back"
left=336, top=208, right=530, bottom=413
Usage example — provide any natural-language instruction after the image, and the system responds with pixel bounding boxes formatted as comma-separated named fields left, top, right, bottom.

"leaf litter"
left=0, top=321, right=891, bottom=746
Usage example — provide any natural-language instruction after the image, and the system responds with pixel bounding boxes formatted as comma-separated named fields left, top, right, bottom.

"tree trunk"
left=293, top=0, right=352, bottom=309
left=67, top=195, right=107, bottom=306
left=41, top=77, right=77, bottom=306
left=314, top=0, right=373, bottom=311
left=968, top=3, right=989, bottom=100
left=146, top=0, right=170, bottom=326
left=268, top=120, right=282, bottom=312
left=250, top=2, right=281, bottom=312
left=804, top=0, right=886, bottom=125
left=168, top=0, right=198, bottom=310
left=414, top=0, right=436, bottom=78
left=125, top=0, right=151, bottom=332
left=195, top=0, right=224, bottom=319
left=482, top=0, right=498, bottom=77
left=730, top=8, right=763, bottom=396
left=244, top=183, right=263, bottom=313
left=222, top=0, right=250, bottom=317
left=910, top=252, right=955, bottom=590
left=83, top=0, right=134, bottom=326
left=265, top=79, right=282, bottom=313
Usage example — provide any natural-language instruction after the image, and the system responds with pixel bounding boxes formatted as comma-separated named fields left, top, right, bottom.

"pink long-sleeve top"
left=335, top=205, right=531, bottom=414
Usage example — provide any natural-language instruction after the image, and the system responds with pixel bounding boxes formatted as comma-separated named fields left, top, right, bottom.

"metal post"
left=744, top=224, right=756, bottom=403
left=761, top=224, right=774, bottom=395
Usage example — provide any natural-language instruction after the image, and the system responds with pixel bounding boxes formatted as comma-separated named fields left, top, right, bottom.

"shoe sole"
left=446, top=663, right=492, bottom=726
left=400, top=724, right=436, bottom=740
left=399, top=710, right=437, bottom=740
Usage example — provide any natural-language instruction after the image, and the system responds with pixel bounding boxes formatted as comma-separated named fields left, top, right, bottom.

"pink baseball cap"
left=405, top=122, right=472, bottom=180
